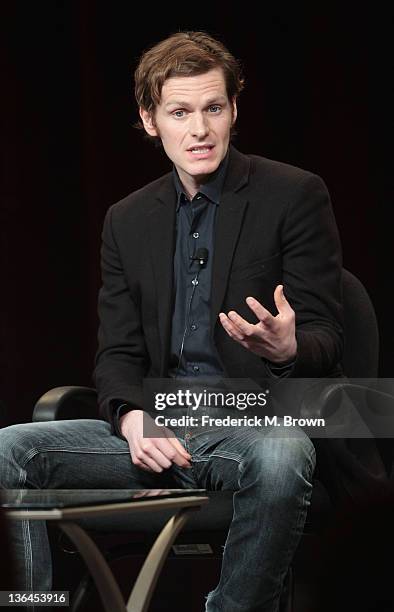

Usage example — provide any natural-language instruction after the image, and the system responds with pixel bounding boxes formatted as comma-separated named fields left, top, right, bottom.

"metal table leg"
left=59, top=506, right=196, bottom=612
left=126, top=507, right=196, bottom=612
left=59, top=521, right=126, bottom=612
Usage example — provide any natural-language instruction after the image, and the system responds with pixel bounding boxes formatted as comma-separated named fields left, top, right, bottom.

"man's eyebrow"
left=164, top=100, right=190, bottom=109
left=164, top=96, right=228, bottom=109
left=205, top=96, right=228, bottom=105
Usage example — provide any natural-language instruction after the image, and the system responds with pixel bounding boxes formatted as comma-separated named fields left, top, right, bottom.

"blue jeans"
left=0, top=410, right=315, bottom=612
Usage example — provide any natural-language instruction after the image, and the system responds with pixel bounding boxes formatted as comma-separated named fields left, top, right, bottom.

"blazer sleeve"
left=280, top=173, right=344, bottom=376
left=93, top=205, right=149, bottom=431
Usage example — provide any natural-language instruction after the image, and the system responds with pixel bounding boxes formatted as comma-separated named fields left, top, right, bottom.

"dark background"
left=1, top=3, right=393, bottom=424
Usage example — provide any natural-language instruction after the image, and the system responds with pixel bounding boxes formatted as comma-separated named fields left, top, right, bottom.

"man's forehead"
left=160, top=68, right=228, bottom=103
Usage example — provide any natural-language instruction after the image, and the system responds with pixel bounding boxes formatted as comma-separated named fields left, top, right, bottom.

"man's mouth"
left=187, top=145, right=214, bottom=155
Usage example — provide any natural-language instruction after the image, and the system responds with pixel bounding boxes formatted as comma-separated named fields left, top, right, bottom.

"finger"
left=165, top=432, right=191, bottom=458
left=143, top=441, right=178, bottom=469
left=132, top=440, right=171, bottom=472
left=245, top=296, right=274, bottom=326
left=219, top=313, right=265, bottom=354
left=219, top=313, right=247, bottom=341
left=160, top=437, right=191, bottom=467
left=127, top=439, right=154, bottom=472
left=226, top=310, right=256, bottom=338
left=130, top=454, right=154, bottom=473
left=273, top=285, right=292, bottom=315
left=164, top=436, right=192, bottom=467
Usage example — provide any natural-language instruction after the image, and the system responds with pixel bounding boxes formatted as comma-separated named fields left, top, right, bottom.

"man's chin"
left=186, top=159, right=220, bottom=178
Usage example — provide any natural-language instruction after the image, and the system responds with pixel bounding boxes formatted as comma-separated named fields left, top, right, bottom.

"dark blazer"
left=94, top=146, right=344, bottom=428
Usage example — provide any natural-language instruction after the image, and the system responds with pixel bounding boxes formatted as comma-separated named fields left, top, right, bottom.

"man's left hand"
left=219, top=285, right=297, bottom=364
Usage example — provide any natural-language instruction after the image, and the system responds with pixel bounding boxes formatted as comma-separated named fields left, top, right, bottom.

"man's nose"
left=189, top=112, right=209, bottom=138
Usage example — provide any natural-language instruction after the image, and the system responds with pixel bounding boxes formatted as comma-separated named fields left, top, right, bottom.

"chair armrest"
left=33, top=386, right=98, bottom=422
left=300, top=382, right=394, bottom=437
left=301, top=383, right=394, bottom=415
left=299, top=382, right=350, bottom=420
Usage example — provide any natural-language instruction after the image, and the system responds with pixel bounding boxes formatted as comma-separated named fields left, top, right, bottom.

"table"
left=2, top=489, right=209, bottom=612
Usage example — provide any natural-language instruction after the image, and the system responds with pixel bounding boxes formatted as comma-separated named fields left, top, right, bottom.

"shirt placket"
left=186, top=195, right=208, bottom=375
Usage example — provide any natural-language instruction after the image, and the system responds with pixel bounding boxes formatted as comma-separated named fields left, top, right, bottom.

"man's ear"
left=139, top=107, right=158, bottom=137
left=231, top=97, right=238, bottom=126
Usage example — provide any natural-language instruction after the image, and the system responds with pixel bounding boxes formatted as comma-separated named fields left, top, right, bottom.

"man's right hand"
left=120, top=410, right=192, bottom=473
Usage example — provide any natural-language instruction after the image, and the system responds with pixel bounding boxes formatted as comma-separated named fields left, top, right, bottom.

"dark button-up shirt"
left=168, top=153, right=230, bottom=378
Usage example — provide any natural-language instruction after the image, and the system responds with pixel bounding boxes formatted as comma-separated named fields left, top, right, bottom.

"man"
left=0, top=31, right=343, bottom=611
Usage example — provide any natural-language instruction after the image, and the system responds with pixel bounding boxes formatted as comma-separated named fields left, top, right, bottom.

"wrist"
left=120, top=408, right=142, bottom=435
left=268, top=343, right=297, bottom=366
left=280, top=339, right=297, bottom=364
left=269, top=355, right=295, bottom=366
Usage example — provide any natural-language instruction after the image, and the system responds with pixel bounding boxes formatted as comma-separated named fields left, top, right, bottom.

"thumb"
left=165, top=430, right=191, bottom=457
left=274, top=284, right=290, bottom=314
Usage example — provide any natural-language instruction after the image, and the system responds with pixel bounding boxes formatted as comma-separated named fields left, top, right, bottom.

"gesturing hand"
left=219, top=285, right=297, bottom=364
left=120, top=410, right=192, bottom=473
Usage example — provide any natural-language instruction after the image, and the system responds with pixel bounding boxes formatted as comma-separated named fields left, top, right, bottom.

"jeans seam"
left=22, top=519, right=33, bottom=592
left=15, top=463, right=33, bottom=594
left=270, top=450, right=315, bottom=609
left=192, top=453, right=242, bottom=464
left=20, top=447, right=130, bottom=469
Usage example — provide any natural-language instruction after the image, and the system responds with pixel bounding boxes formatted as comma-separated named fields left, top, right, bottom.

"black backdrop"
left=1, top=3, right=393, bottom=424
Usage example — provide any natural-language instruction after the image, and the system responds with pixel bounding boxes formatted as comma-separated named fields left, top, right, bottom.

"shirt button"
left=193, top=365, right=200, bottom=372
left=192, top=278, right=199, bottom=286
left=193, top=232, right=199, bottom=239
left=190, top=323, right=197, bottom=331
left=196, top=195, right=202, bottom=200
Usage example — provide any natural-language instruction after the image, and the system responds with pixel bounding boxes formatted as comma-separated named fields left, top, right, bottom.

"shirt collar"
left=173, top=149, right=230, bottom=211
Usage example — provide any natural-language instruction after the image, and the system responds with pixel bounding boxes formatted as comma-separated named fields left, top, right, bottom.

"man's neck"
left=173, top=147, right=230, bottom=202
left=178, top=173, right=207, bottom=201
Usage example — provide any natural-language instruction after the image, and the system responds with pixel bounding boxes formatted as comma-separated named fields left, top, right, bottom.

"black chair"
left=32, top=269, right=390, bottom=612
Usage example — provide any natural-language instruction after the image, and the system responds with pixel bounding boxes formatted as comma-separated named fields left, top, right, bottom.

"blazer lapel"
left=148, top=175, right=177, bottom=372
left=210, top=147, right=250, bottom=335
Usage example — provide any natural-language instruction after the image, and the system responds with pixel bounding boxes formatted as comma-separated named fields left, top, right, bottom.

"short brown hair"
left=134, top=31, right=244, bottom=132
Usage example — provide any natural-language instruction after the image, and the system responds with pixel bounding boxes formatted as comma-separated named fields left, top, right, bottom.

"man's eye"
left=173, top=110, right=185, bottom=118
left=208, top=105, right=221, bottom=113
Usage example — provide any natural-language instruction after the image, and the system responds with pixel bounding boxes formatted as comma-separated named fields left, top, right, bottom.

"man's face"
left=140, top=68, right=237, bottom=190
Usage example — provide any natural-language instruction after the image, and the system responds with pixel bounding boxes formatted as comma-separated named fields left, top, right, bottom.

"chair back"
left=342, top=269, right=379, bottom=377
